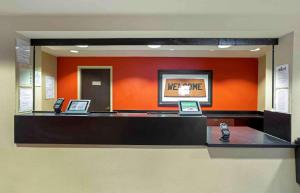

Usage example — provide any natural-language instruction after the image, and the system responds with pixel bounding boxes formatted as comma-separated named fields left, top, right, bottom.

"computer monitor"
left=65, top=99, right=91, bottom=114
left=178, top=101, right=202, bottom=115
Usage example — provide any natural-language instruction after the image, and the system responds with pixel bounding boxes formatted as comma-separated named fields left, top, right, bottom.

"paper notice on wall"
left=275, top=64, right=289, bottom=88
left=16, top=39, right=30, bottom=65
left=35, top=71, right=41, bottom=87
left=19, top=87, right=33, bottom=112
left=19, top=68, right=33, bottom=87
left=275, top=88, right=289, bottom=113
left=45, top=76, right=55, bottom=99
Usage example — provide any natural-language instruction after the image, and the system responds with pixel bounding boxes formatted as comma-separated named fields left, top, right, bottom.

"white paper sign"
left=35, top=71, right=41, bottom=87
left=19, top=87, right=33, bottom=112
left=45, top=76, right=55, bottom=99
left=275, top=89, right=289, bottom=113
left=275, top=64, right=289, bottom=88
left=19, top=68, right=32, bottom=86
left=16, top=39, right=30, bottom=65
left=92, top=81, right=101, bottom=86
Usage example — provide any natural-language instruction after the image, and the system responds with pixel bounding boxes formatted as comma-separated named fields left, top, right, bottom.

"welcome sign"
left=158, top=70, right=212, bottom=106
left=164, top=79, right=206, bottom=97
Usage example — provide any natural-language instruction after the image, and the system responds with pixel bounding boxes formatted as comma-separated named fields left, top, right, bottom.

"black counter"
left=15, top=112, right=207, bottom=145
left=207, top=126, right=295, bottom=148
left=15, top=111, right=294, bottom=148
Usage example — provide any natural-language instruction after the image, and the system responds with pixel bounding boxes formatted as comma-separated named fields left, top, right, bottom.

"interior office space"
left=1, top=1, right=300, bottom=193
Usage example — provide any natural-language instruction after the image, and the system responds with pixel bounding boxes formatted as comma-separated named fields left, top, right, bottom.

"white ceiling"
left=1, top=0, right=300, bottom=15
left=42, top=45, right=268, bottom=58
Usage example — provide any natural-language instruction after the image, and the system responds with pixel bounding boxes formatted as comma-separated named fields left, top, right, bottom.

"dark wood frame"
left=31, top=38, right=278, bottom=46
left=158, top=70, right=213, bottom=106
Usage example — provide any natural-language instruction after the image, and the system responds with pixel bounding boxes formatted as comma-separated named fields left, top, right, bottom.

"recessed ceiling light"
left=76, top=45, right=89, bottom=48
left=170, top=48, right=175, bottom=51
left=148, top=45, right=161, bottom=49
left=70, top=50, right=79, bottom=53
left=218, top=45, right=232, bottom=49
left=250, top=48, right=261, bottom=52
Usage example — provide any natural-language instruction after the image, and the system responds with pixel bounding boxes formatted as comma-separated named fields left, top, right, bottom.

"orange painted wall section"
left=57, top=57, right=258, bottom=111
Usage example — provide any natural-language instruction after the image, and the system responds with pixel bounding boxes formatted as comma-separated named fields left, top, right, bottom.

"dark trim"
left=32, top=46, right=36, bottom=111
left=157, top=70, right=213, bottom=107
left=31, top=38, right=279, bottom=46
left=296, top=147, right=300, bottom=183
left=272, top=45, right=275, bottom=108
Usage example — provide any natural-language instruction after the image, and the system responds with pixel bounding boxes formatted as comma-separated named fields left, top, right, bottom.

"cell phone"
left=53, top=98, right=64, bottom=114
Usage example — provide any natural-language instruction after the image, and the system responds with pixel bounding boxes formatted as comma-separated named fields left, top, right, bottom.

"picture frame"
left=158, top=70, right=213, bottom=106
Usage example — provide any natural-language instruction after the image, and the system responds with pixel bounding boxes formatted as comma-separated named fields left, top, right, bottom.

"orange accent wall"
left=57, top=57, right=258, bottom=111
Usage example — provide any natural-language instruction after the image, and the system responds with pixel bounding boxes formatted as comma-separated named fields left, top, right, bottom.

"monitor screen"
left=68, top=101, right=89, bottom=111
left=180, top=101, right=200, bottom=112
left=56, top=98, right=64, bottom=105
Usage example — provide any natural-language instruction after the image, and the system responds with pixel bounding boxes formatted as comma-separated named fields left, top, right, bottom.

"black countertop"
left=26, top=111, right=263, bottom=118
left=207, top=126, right=295, bottom=148
left=16, top=112, right=206, bottom=118
left=15, top=112, right=294, bottom=148
left=14, top=112, right=207, bottom=145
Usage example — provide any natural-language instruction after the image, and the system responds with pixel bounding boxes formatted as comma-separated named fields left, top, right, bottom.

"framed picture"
left=158, top=70, right=213, bottom=106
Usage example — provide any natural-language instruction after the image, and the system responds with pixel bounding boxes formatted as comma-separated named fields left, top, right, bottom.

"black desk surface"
left=205, top=114, right=263, bottom=118
left=18, top=112, right=205, bottom=118
left=207, top=126, right=295, bottom=148
left=15, top=112, right=207, bottom=145
left=15, top=112, right=294, bottom=148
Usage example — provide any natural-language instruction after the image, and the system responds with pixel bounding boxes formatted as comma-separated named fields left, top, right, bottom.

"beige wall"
left=34, top=46, right=42, bottom=110
left=292, top=31, right=300, bottom=140
left=34, top=47, right=57, bottom=111
left=257, top=56, right=266, bottom=111
left=261, top=46, right=275, bottom=111
left=0, top=16, right=299, bottom=193
left=256, top=46, right=273, bottom=112
left=41, top=51, right=57, bottom=110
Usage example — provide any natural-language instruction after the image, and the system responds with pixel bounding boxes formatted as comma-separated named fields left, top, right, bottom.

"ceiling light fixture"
left=218, top=45, right=232, bottom=49
left=77, top=45, right=89, bottom=48
left=250, top=48, right=261, bottom=52
left=70, top=50, right=79, bottom=53
left=170, top=48, right=175, bottom=51
left=148, top=45, right=161, bottom=49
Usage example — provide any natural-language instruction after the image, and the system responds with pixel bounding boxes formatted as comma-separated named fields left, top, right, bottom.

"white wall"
left=0, top=16, right=299, bottom=193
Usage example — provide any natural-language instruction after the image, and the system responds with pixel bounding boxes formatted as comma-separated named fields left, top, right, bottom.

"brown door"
left=81, top=68, right=111, bottom=112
